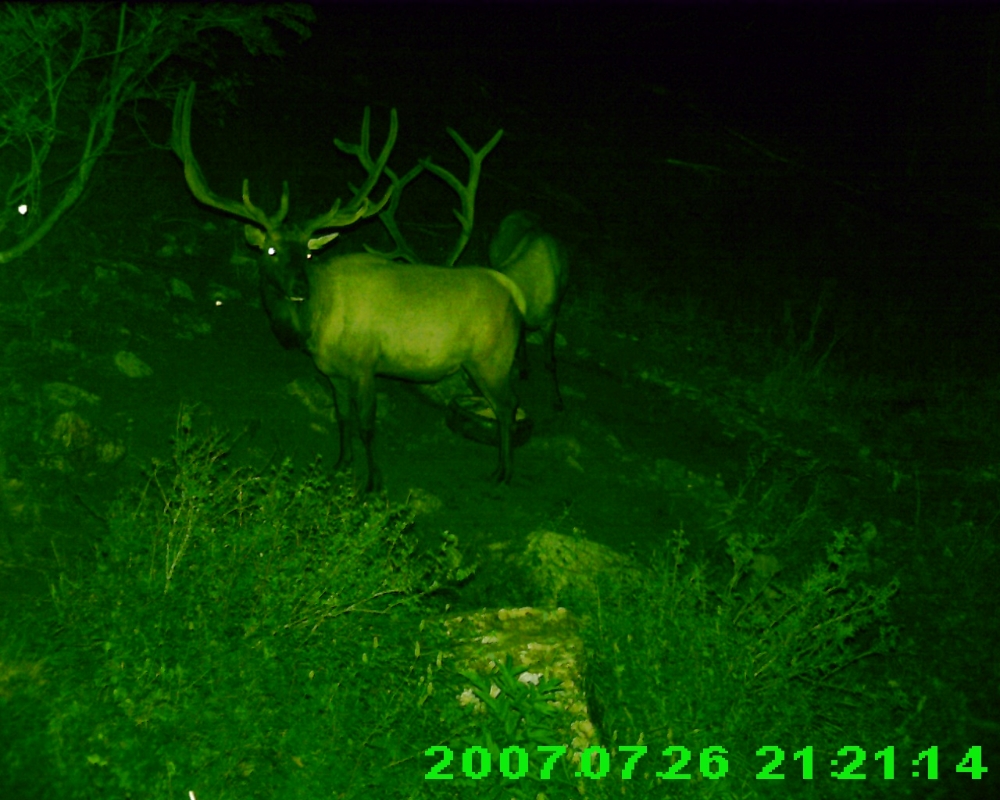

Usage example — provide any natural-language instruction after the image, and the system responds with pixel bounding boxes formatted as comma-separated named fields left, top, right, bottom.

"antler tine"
left=306, top=107, right=398, bottom=234
left=351, top=107, right=398, bottom=217
left=171, top=82, right=277, bottom=231
left=421, top=125, right=503, bottom=267
left=243, top=179, right=290, bottom=230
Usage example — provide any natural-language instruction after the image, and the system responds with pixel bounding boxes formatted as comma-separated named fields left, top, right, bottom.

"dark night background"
left=224, top=4, right=998, bottom=377
left=1, top=3, right=999, bottom=798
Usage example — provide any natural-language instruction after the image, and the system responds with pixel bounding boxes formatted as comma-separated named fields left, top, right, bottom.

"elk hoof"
left=490, top=465, right=513, bottom=485
left=358, top=465, right=382, bottom=494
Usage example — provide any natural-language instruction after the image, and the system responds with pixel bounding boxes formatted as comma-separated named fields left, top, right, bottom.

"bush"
left=583, top=527, right=900, bottom=799
left=9, top=413, right=468, bottom=798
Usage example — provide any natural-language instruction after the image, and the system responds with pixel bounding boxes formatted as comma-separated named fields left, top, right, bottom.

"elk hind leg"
left=466, top=363, right=517, bottom=484
left=516, top=326, right=530, bottom=380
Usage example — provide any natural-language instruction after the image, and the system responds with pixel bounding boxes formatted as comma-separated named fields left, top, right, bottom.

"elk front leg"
left=353, top=372, right=382, bottom=493
left=541, top=319, right=564, bottom=411
left=327, top=374, right=355, bottom=473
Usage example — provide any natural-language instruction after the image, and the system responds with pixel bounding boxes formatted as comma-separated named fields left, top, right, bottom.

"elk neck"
left=259, top=243, right=312, bottom=353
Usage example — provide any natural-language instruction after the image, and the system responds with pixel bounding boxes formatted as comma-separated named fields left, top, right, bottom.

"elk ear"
left=307, top=232, right=339, bottom=250
left=245, top=224, right=267, bottom=249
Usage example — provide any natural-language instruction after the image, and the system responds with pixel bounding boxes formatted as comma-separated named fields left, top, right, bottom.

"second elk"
left=171, top=83, right=526, bottom=492
left=489, top=211, right=569, bottom=410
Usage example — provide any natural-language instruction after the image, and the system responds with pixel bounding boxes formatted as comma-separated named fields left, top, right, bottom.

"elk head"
left=171, top=82, right=393, bottom=343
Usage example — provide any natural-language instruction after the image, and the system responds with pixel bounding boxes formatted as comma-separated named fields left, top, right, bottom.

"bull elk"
left=489, top=211, right=569, bottom=410
left=171, top=83, right=525, bottom=492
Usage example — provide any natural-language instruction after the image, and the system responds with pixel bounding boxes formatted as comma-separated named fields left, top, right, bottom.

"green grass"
left=1, top=412, right=470, bottom=798
left=2, top=415, right=927, bottom=799
left=582, top=526, right=902, bottom=799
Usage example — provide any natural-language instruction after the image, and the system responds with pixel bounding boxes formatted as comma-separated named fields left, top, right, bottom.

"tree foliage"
left=0, top=2, right=314, bottom=263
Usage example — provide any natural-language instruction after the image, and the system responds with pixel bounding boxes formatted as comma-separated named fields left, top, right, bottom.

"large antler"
left=305, top=106, right=396, bottom=233
left=171, top=83, right=394, bottom=238
left=421, top=126, right=503, bottom=267
left=171, top=82, right=286, bottom=232
left=339, top=114, right=504, bottom=266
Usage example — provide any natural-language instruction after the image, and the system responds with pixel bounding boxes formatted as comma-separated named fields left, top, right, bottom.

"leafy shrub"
left=18, top=414, right=468, bottom=798
left=583, top=526, right=900, bottom=799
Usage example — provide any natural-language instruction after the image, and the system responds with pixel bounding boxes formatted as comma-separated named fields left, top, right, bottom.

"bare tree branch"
left=0, top=3, right=315, bottom=264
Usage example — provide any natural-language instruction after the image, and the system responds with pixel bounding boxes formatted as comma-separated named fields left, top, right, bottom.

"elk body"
left=172, top=84, right=525, bottom=491
left=261, top=252, right=525, bottom=492
left=489, top=211, right=569, bottom=410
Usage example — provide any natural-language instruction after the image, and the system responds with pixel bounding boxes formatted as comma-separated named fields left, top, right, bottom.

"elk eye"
left=267, top=247, right=277, bottom=257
